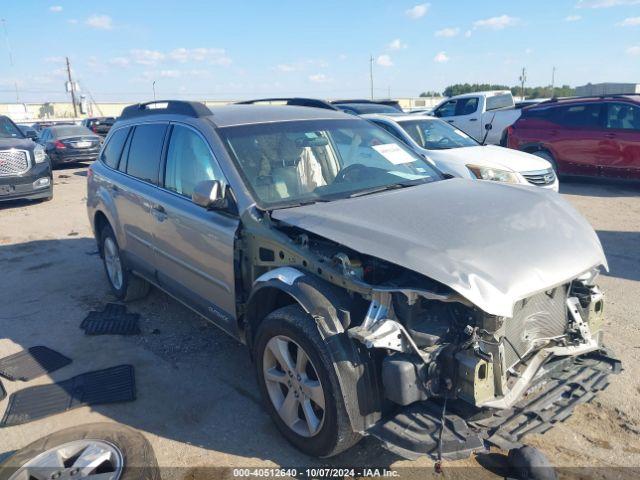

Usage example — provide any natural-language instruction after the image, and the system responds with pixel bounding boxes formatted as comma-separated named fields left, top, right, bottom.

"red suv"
left=507, top=95, right=640, bottom=179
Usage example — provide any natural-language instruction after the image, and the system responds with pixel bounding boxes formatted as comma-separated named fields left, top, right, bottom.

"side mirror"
left=484, top=123, right=493, bottom=131
left=192, top=180, right=226, bottom=210
left=26, top=132, right=38, bottom=141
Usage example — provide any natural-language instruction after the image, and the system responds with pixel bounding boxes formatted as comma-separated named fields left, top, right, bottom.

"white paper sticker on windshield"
left=372, top=143, right=416, bottom=165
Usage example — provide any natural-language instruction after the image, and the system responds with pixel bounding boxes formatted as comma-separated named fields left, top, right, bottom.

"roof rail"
left=119, top=100, right=212, bottom=120
left=235, top=97, right=338, bottom=111
left=537, top=93, right=637, bottom=105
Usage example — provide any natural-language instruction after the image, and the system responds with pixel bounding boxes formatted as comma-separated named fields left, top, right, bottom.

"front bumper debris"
left=367, top=351, right=621, bottom=460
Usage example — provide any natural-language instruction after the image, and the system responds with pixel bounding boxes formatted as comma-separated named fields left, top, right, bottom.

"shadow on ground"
left=559, top=176, right=640, bottom=198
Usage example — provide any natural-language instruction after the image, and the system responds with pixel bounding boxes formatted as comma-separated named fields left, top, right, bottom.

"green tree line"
left=420, top=83, right=576, bottom=99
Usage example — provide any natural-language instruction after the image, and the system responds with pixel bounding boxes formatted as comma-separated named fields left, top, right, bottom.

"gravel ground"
left=0, top=165, right=639, bottom=479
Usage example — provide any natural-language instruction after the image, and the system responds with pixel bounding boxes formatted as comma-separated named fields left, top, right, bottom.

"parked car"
left=38, top=125, right=102, bottom=167
left=432, top=90, right=521, bottom=145
left=31, top=121, right=75, bottom=132
left=507, top=95, right=640, bottom=179
left=363, top=113, right=559, bottom=191
left=87, top=100, right=618, bottom=461
left=0, top=115, right=53, bottom=202
left=333, top=102, right=404, bottom=115
left=16, top=124, right=39, bottom=141
left=236, top=97, right=338, bottom=110
left=82, top=117, right=116, bottom=137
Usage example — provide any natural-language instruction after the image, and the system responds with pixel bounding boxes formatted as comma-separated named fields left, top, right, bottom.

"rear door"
left=112, top=122, right=169, bottom=279
left=600, top=102, right=640, bottom=178
left=153, top=123, right=240, bottom=335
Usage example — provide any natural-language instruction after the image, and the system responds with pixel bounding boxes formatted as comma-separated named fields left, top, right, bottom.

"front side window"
left=456, top=97, right=479, bottom=116
left=125, top=123, right=168, bottom=184
left=435, top=100, right=457, bottom=117
left=101, top=127, right=130, bottom=169
left=164, top=125, right=225, bottom=198
left=0, top=116, right=23, bottom=139
left=398, top=119, right=479, bottom=150
left=606, top=103, right=640, bottom=131
left=219, top=119, right=441, bottom=209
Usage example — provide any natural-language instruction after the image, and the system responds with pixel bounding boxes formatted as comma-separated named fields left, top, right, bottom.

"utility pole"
left=66, top=56, right=78, bottom=117
left=152, top=81, right=157, bottom=101
left=551, top=66, right=556, bottom=96
left=1, top=18, right=19, bottom=102
left=369, top=55, right=374, bottom=101
left=519, top=67, right=527, bottom=101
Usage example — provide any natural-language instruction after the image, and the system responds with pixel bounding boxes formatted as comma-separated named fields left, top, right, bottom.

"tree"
left=436, top=83, right=576, bottom=99
left=442, top=83, right=509, bottom=97
left=419, top=91, right=441, bottom=97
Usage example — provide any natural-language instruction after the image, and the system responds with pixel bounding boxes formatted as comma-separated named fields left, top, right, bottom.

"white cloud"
left=387, top=38, right=407, bottom=50
left=130, top=49, right=166, bottom=66
left=108, top=57, right=130, bottom=67
left=86, top=14, right=113, bottom=30
left=525, top=48, right=533, bottom=54
left=433, top=51, right=449, bottom=63
left=464, top=29, right=472, bottom=37
left=435, top=27, right=460, bottom=37
left=626, top=45, right=640, bottom=55
left=167, top=48, right=231, bottom=65
left=473, top=14, right=519, bottom=30
left=376, top=54, right=393, bottom=67
left=565, top=14, right=582, bottom=21
left=405, top=3, right=430, bottom=19
left=275, top=64, right=297, bottom=72
left=68, top=19, right=78, bottom=24
left=49, top=5, right=63, bottom=12
left=308, top=73, right=330, bottom=83
left=577, top=0, right=640, bottom=7
left=618, top=16, right=640, bottom=26
left=338, top=54, right=348, bottom=61
left=44, top=56, right=64, bottom=63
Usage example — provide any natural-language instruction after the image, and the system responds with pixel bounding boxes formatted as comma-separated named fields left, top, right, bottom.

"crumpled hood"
left=426, top=145, right=551, bottom=174
left=271, top=178, right=606, bottom=317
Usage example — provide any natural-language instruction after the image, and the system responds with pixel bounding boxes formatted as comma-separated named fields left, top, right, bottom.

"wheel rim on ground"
left=263, top=335, right=326, bottom=437
left=103, top=237, right=123, bottom=290
left=9, top=439, right=124, bottom=480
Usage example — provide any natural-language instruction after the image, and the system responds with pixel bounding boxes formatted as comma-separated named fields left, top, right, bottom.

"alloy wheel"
left=263, top=335, right=326, bottom=437
left=103, top=237, right=123, bottom=291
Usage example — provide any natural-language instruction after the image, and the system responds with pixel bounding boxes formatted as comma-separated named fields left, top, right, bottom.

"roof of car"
left=207, top=104, right=352, bottom=128
left=530, top=94, right=640, bottom=108
left=361, top=113, right=434, bottom=122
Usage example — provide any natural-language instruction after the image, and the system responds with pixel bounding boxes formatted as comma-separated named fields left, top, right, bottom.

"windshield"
left=52, top=126, right=95, bottom=137
left=397, top=118, right=478, bottom=150
left=0, top=116, right=24, bottom=139
left=219, top=119, right=441, bottom=209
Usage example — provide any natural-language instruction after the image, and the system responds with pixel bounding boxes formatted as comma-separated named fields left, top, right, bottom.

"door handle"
left=468, top=118, right=477, bottom=122
left=447, top=120, right=455, bottom=123
left=605, top=133, right=616, bottom=139
left=109, top=184, right=119, bottom=193
left=151, top=204, right=167, bottom=222
left=152, top=204, right=166, bottom=214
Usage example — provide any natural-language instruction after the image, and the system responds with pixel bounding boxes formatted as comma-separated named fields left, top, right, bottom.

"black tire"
left=0, top=422, right=160, bottom=480
left=531, top=150, right=558, bottom=175
left=254, top=304, right=360, bottom=457
left=100, top=224, right=150, bottom=301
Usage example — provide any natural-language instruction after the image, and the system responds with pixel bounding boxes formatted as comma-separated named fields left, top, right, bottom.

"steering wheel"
left=435, top=137, right=453, bottom=148
left=334, top=163, right=371, bottom=183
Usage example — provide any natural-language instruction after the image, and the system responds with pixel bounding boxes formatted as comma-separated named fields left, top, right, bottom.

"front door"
left=599, top=102, right=640, bottom=179
left=152, top=123, right=239, bottom=335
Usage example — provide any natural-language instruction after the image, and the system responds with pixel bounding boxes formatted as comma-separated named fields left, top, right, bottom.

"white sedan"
left=363, top=113, right=559, bottom=192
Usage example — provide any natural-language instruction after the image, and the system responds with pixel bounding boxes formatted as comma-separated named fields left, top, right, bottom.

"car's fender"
left=245, top=267, right=383, bottom=432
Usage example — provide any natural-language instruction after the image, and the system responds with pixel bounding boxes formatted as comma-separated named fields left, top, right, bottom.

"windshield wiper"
left=348, top=180, right=424, bottom=198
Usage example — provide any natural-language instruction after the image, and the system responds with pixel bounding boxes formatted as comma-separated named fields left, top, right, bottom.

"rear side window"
left=606, top=103, right=640, bottom=131
left=125, top=124, right=167, bottom=184
left=486, top=94, right=514, bottom=111
left=101, top=127, right=130, bottom=169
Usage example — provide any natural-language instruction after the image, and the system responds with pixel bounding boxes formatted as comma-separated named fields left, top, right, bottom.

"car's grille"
left=503, top=286, right=568, bottom=369
left=521, top=168, right=556, bottom=186
left=0, top=149, right=30, bottom=176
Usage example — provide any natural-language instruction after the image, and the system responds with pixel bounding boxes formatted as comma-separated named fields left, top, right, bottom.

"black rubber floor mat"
left=0, top=346, right=72, bottom=382
left=1, top=365, right=135, bottom=427
left=81, top=303, right=140, bottom=335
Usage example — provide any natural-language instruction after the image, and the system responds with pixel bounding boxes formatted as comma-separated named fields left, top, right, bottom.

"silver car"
left=87, top=100, right=619, bottom=461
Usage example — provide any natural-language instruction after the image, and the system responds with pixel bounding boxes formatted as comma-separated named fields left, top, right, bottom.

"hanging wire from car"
left=434, top=397, right=448, bottom=474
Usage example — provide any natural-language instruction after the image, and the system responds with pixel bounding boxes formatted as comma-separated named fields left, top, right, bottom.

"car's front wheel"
left=254, top=305, right=360, bottom=457
left=100, top=224, right=150, bottom=301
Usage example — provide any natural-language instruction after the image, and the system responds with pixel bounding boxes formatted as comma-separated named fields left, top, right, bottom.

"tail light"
left=54, top=140, right=66, bottom=149
left=92, top=126, right=98, bottom=132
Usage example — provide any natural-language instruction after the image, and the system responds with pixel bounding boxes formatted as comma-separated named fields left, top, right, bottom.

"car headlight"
left=466, top=164, right=521, bottom=184
left=34, top=146, right=48, bottom=164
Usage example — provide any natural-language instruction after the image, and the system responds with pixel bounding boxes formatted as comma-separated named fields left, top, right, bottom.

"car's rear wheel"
left=531, top=150, right=558, bottom=175
left=254, top=305, right=360, bottom=457
left=100, top=224, right=150, bottom=302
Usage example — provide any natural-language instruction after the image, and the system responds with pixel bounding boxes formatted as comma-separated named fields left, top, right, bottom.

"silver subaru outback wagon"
left=87, top=100, right=619, bottom=461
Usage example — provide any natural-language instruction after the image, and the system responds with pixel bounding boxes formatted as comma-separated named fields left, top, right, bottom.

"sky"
left=0, top=0, right=639, bottom=103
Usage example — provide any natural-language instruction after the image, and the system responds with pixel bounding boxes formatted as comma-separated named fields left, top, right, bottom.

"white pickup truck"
left=431, top=90, right=521, bottom=145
